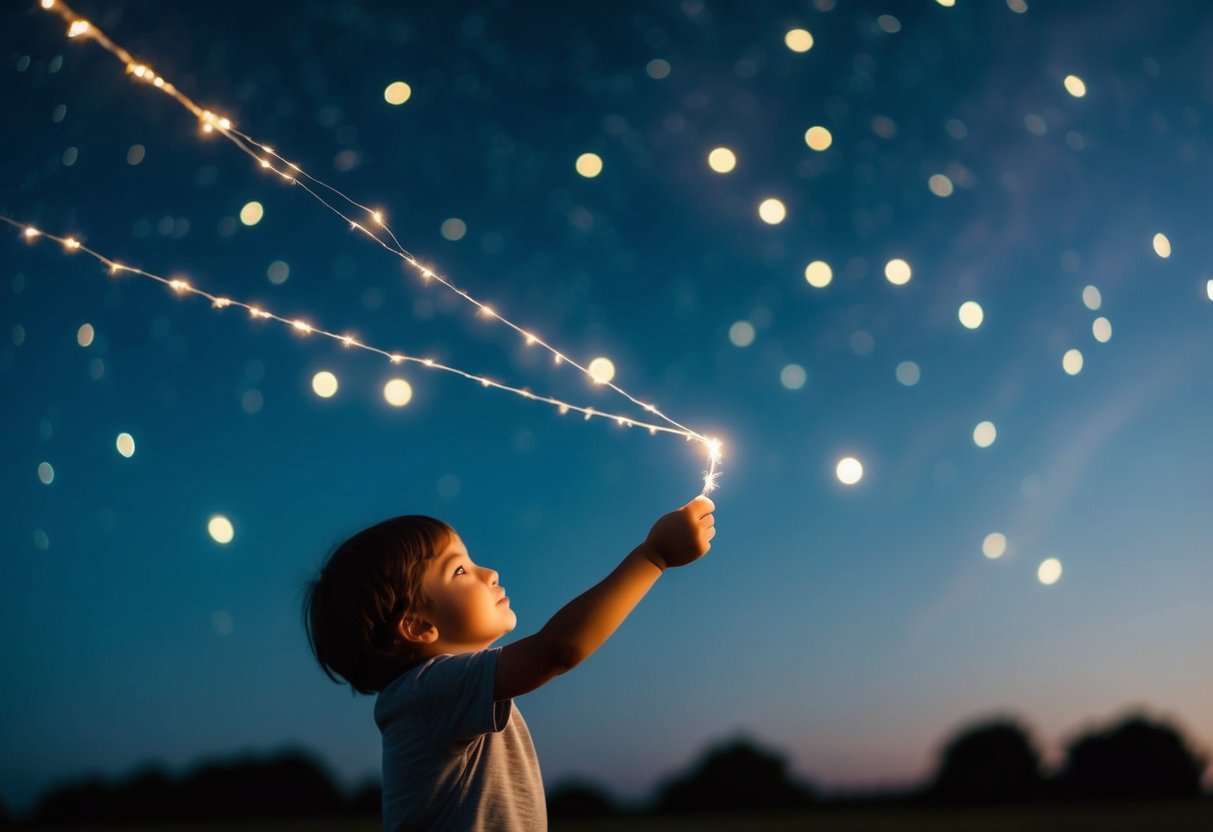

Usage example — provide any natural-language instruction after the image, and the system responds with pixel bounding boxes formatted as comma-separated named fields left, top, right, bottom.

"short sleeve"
left=413, top=649, right=510, bottom=742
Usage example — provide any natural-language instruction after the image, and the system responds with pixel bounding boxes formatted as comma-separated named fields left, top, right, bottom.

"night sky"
left=3, top=0, right=1212, bottom=815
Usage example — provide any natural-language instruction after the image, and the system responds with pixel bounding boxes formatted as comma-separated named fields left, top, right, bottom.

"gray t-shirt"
left=374, top=648, right=547, bottom=831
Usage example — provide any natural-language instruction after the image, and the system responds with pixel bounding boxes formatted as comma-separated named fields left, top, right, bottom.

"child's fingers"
left=687, top=495, right=715, bottom=518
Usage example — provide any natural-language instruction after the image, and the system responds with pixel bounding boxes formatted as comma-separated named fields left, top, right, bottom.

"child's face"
left=417, top=532, right=517, bottom=652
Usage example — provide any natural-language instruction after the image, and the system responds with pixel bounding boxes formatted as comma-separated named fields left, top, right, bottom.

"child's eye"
left=453, top=565, right=467, bottom=577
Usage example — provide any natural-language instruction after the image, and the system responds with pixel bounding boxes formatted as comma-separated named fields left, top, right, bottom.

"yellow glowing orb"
left=1082, top=285, right=1102, bottom=310
left=1092, top=317, right=1112, bottom=343
left=1063, top=75, right=1087, bottom=98
left=729, top=321, right=755, bottom=347
left=973, top=420, right=997, bottom=448
left=958, top=300, right=984, bottom=329
left=208, top=514, right=235, bottom=545
left=804, top=126, right=833, bottom=151
left=575, top=152, right=603, bottom=178
left=884, top=258, right=912, bottom=285
left=1037, top=558, right=1062, bottom=585
left=1062, top=348, right=1084, bottom=375
left=77, top=323, right=95, bottom=347
left=983, top=532, right=1007, bottom=559
left=804, top=260, right=833, bottom=288
left=1152, top=232, right=1171, bottom=258
left=707, top=147, right=737, bottom=173
left=239, top=201, right=264, bottom=226
left=384, top=81, right=412, bottom=105
left=758, top=198, right=787, bottom=225
left=383, top=378, right=413, bottom=407
left=115, top=432, right=135, bottom=458
left=588, top=357, right=616, bottom=384
left=312, top=370, right=339, bottom=398
left=785, top=28, right=814, bottom=53
left=836, top=456, right=864, bottom=485
left=936, top=0, right=956, bottom=6
left=928, top=174, right=954, bottom=197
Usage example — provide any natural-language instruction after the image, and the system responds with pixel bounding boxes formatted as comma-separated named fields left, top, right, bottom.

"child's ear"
left=398, top=614, right=438, bottom=645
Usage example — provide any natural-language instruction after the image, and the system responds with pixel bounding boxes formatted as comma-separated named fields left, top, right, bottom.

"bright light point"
left=384, top=81, right=412, bottom=105
left=292, top=319, right=312, bottom=333
left=836, top=457, right=864, bottom=486
left=973, top=421, right=997, bottom=448
left=68, top=19, right=90, bottom=37
left=440, top=217, right=467, bottom=241
left=804, top=260, right=833, bottom=288
left=1082, top=285, right=1102, bottom=310
left=116, top=432, right=135, bottom=458
left=38, top=462, right=55, bottom=485
left=77, top=323, right=95, bottom=347
left=983, top=533, right=1007, bottom=559
left=588, top=357, right=616, bottom=384
left=896, top=361, right=921, bottom=386
left=1038, top=558, right=1062, bottom=585
left=928, top=173, right=954, bottom=197
left=785, top=28, right=814, bottom=53
left=575, top=152, right=603, bottom=178
left=1062, top=348, right=1084, bottom=375
left=758, top=198, right=787, bottom=225
left=728, top=321, right=755, bottom=347
left=1092, top=317, right=1112, bottom=343
left=24, top=227, right=40, bottom=238
left=207, top=515, right=235, bottom=545
left=935, top=0, right=956, bottom=6
left=311, top=371, right=338, bottom=398
left=239, top=201, right=264, bottom=226
left=372, top=210, right=384, bottom=225
left=1206, top=279, right=1213, bottom=301
left=958, top=300, right=984, bottom=329
left=383, top=378, right=413, bottom=407
left=1152, top=232, right=1171, bottom=258
left=804, top=126, right=833, bottom=151
left=1063, top=75, right=1087, bottom=98
left=64, top=238, right=80, bottom=250
left=780, top=364, right=807, bottom=390
left=707, top=147, right=736, bottom=173
left=41, top=0, right=56, bottom=9
left=884, top=258, right=912, bottom=285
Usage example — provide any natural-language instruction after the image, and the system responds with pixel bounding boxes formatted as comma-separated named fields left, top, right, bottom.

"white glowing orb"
left=239, top=201, right=264, bottom=226
left=588, top=357, right=616, bottom=384
left=804, top=260, right=833, bottom=288
left=1082, top=285, right=1102, bottom=310
left=780, top=364, right=806, bottom=390
left=384, top=81, right=412, bottom=105
left=77, top=323, right=95, bottom=347
left=312, top=371, right=338, bottom=398
left=440, top=218, right=467, bottom=241
left=895, top=361, right=921, bottom=386
left=575, top=152, right=603, bottom=178
left=728, top=321, right=755, bottom=347
left=115, top=432, right=135, bottom=458
left=38, top=461, right=55, bottom=485
left=1038, top=558, right=1062, bottom=585
left=1062, top=348, right=1084, bottom=375
left=1092, top=317, right=1112, bottom=343
left=973, top=421, right=997, bottom=448
left=1206, top=279, right=1213, bottom=301
left=884, top=258, right=912, bottom=285
left=1063, top=75, right=1087, bottom=98
left=958, top=300, right=984, bottom=329
left=928, top=174, right=954, bottom=197
left=983, top=533, right=1007, bottom=559
left=784, top=28, right=814, bottom=52
left=383, top=378, right=413, bottom=407
left=804, top=126, right=833, bottom=151
left=707, top=147, right=736, bottom=173
left=836, top=456, right=864, bottom=486
left=758, top=198, right=787, bottom=225
left=1152, top=232, right=1171, bottom=258
left=208, top=515, right=235, bottom=545
left=936, top=0, right=956, bottom=6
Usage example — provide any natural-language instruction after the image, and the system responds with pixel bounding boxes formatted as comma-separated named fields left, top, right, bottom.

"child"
left=304, top=495, right=716, bottom=830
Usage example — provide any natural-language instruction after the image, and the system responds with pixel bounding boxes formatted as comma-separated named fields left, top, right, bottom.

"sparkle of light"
left=588, top=357, right=616, bottom=384
left=384, top=81, right=412, bottom=105
left=116, top=432, right=135, bottom=458
left=780, top=364, right=806, bottom=390
left=1152, top=232, right=1171, bottom=258
left=836, top=457, right=863, bottom=486
left=928, top=173, right=954, bottom=197
left=1062, top=348, right=1084, bottom=375
left=1038, top=558, right=1063, bottom=585
left=728, top=321, right=755, bottom=347
left=1082, top=285, right=1102, bottom=310
left=38, top=462, right=55, bottom=485
left=884, top=258, right=912, bottom=285
left=983, top=532, right=1007, bottom=559
left=707, top=147, right=737, bottom=173
left=575, top=152, right=603, bottom=178
left=758, top=198, right=787, bottom=225
left=1092, top=317, right=1112, bottom=343
left=239, top=201, right=264, bottom=226
left=208, top=515, right=235, bottom=545
left=804, top=126, right=833, bottom=151
left=973, top=421, right=997, bottom=448
left=895, top=361, right=921, bottom=386
left=804, top=260, right=833, bottom=288
left=383, top=378, right=413, bottom=407
left=77, top=322, right=95, bottom=347
left=312, top=370, right=338, bottom=398
left=785, top=28, right=814, bottom=53
left=1063, top=75, right=1087, bottom=98
left=958, top=300, right=984, bottom=329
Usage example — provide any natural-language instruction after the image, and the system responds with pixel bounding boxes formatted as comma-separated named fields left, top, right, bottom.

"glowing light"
left=267, top=260, right=289, bottom=284
left=935, top=0, right=956, bottom=6
left=758, top=198, right=787, bottom=225
left=239, top=201, right=264, bottom=226
left=804, top=126, right=833, bottom=151
left=24, top=227, right=40, bottom=239
left=207, top=515, right=235, bottom=545
left=958, top=300, right=984, bottom=329
left=116, top=432, right=135, bottom=457
left=383, top=378, right=413, bottom=407
left=1062, top=348, right=1084, bottom=375
left=928, top=174, right=954, bottom=197
left=440, top=218, right=467, bottom=241
left=38, top=461, right=55, bottom=485
left=728, top=321, right=755, bottom=347
left=1152, top=232, right=1171, bottom=258
left=1007, top=0, right=1028, bottom=12
left=884, top=258, right=912, bottom=285
left=1082, top=285, right=1102, bottom=310
left=645, top=59, right=671, bottom=79
left=780, top=364, right=806, bottom=390
left=384, top=81, right=412, bottom=105
left=77, top=323, right=95, bottom=347
left=63, top=237, right=80, bottom=250
left=707, top=147, right=736, bottom=173
left=1092, top=317, right=1112, bottom=343
left=575, top=152, right=603, bottom=178
left=895, top=361, right=920, bottom=386
left=876, top=15, right=901, bottom=34
left=68, top=19, right=90, bottom=37
left=836, top=456, right=864, bottom=486
left=1037, top=558, right=1062, bottom=585
left=41, top=0, right=56, bottom=9
left=784, top=28, right=814, bottom=53
left=973, top=421, right=997, bottom=448
left=983, top=533, right=1007, bottom=559
left=1063, top=75, right=1087, bottom=98
left=1206, top=279, right=1213, bottom=301
left=588, top=357, right=616, bottom=384
left=311, top=370, right=338, bottom=398
left=804, top=260, right=833, bottom=288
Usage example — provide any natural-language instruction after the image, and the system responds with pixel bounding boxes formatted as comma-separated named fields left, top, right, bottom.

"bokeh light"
left=780, top=364, right=806, bottom=390
left=311, top=371, right=338, bottom=398
left=895, top=361, right=921, bottom=386
left=383, top=378, right=413, bottom=407
left=266, top=260, right=289, bottom=284
left=784, top=28, right=814, bottom=53
left=575, top=152, right=603, bottom=178
left=804, top=260, right=833, bottom=288
left=707, top=147, right=736, bottom=173
left=383, top=81, right=412, bottom=105
left=983, top=533, right=1007, bottom=559
left=804, top=126, right=833, bottom=151
left=645, top=59, right=671, bottom=79
left=973, top=421, right=997, bottom=448
left=1092, top=317, right=1112, bottom=343
left=836, top=456, right=864, bottom=486
left=884, top=258, right=911, bottom=285
left=1206, top=279, right=1213, bottom=301
left=758, top=198, right=787, bottom=224
left=588, top=357, right=616, bottom=384
left=440, top=218, right=467, bottom=241
left=958, top=301, right=984, bottom=329
left=76, top=323, right=94, bottom=347
left=1153, top=232, right=1171, bottom=258
left=38, top=461, right=54, bottom=485
left=239, top=201, right=264, bottom=226
left=728, top=321, right=755, bottom=347
left=1038, top=558, right=1063, bottom=585
left=1082, top=285, right=1102, bottom=310
left=207, top=515, right=234, bottom=545
left=928, top=174, right=954, bottom=197
left=1063, top=75, right=1087, bottom=98
left=115, top=432, right=135, bottom=458
left=1062, top=348, right=1084, bottom=375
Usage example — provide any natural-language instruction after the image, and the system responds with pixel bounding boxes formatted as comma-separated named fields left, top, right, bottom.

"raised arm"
left=494, top=496, right=715, bottom=701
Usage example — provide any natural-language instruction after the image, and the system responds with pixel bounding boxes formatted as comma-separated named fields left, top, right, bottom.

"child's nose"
left=481, top=567, right=499, bottom=586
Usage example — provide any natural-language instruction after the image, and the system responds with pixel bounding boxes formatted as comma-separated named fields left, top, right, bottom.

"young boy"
left=304, top=495, right=716, bottom=830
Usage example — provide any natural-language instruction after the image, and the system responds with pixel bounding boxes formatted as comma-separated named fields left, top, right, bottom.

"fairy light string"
left=38, top=0, right=723, bottom=494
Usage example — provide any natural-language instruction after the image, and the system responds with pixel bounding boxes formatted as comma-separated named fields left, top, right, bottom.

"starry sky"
left=3, top=0, right=1212, bottom=815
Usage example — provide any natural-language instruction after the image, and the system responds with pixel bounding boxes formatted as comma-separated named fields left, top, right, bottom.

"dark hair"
left=303, top=515, right=453, bottom=695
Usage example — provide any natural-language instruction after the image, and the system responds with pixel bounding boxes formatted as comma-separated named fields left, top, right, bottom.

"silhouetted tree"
left=655, top=736, right=816, bottom=814
left=928, top=717, right=1044, bottom=804
left=547, top=778, right=621, bottom=820
left=1056, top=714, right=1207, bottom=800
left=347, top=778, right=382, bottom=814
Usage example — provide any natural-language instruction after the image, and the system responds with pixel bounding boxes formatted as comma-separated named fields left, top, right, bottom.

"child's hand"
left=642, top=496, right=716, bottom=570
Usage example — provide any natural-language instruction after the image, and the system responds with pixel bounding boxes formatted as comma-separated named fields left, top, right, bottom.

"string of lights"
left=37, top=0, right=723, bottom=494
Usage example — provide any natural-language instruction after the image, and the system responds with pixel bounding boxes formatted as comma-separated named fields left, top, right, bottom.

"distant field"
left=33, top=801, right=1213, bottom=832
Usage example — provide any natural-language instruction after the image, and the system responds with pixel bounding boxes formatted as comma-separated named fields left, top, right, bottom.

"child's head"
left=303, top=514, right=454, bottom=694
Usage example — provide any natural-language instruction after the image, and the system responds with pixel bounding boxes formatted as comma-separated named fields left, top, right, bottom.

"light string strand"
left=35, top=0, right=723, bottom=492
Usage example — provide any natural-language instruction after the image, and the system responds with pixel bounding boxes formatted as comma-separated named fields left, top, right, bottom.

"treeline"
left=4, top=710, right=1208, bottom=825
